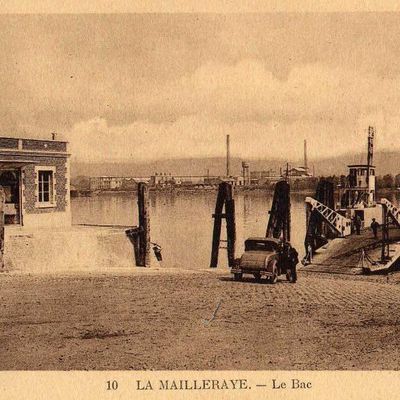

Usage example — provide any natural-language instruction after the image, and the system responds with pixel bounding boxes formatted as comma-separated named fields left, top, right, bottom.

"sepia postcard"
left=1, top=2, right=400, bottom=399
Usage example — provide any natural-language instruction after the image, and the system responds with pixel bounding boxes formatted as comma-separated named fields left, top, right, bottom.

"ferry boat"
left=302, top=127, right=400, bottom=274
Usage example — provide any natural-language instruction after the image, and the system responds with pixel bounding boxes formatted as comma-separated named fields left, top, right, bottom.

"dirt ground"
left=1, top=268, right=400, bottom=370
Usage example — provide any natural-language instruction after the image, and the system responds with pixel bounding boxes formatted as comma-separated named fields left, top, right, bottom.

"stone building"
left=0, top=136, right=71, bottom=228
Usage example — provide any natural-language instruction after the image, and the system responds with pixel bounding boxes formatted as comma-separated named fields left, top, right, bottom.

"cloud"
left=64, top=59, right=400, bottom=162
left=65, top=115, right=373, bottom=163
left=133, top=60, right=398, bottom=123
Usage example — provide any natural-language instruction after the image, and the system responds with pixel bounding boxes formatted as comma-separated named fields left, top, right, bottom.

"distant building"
left=150, top=173, right=206, bottom=186
left=0, top=136, right=71, bottom=228
left=288, top=167, right=312, bottom=177
left=235, top=176, right=246, bottom=186
left=250, top=170, right=282, bottom=185
left=150, top=173, right=247, bottom=187
left=241, top=162, right=251, bottom=186
left=89, top=176, right=150, bottom=191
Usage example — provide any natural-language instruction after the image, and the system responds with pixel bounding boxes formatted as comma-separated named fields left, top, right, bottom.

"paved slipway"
left=1, top=268, right=400, bottom=370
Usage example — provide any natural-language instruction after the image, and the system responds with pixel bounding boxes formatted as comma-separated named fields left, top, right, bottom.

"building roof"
left=348, top=164, right=376, bottom=168
left=0, top=136, right=68, bottom=144
left=290, top=167, right=307, bottom=172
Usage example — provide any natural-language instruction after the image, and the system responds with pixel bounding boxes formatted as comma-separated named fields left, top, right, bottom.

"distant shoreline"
left=71, top=186, right=400, bottom=198
left=72, top=187, right=316, bottom=197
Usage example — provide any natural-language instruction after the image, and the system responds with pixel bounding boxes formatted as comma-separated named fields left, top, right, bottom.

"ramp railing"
left=380, top=198, right=400, bottom=228
left=305, top=197, right=352, bottom=237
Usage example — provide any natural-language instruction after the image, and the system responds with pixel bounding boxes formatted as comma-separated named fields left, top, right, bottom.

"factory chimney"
left=226, top=134, right=230, bottom=177
left=304, top=139, right=308, bottom=172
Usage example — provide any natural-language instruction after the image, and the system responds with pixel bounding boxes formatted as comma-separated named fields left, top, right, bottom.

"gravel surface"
left=1, top=269, right=400, bottom=370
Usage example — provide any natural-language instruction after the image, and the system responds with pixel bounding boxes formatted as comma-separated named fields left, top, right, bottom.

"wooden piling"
left=285, top=185, right=291, bottom=243
left=225, top=183, right=236, bottom=268
left=381, top=204, right=390, bottom=261
left=210, top=182, right=236, bottom=268
left=137, top=182, right=150, bottom=267
left=210, top=183, right=226, bottom=268
left=125, top=227, right=141, bottom=265
left=266, top=180, right=290, bottom=241
left=0, top=187, right=4, bottom=269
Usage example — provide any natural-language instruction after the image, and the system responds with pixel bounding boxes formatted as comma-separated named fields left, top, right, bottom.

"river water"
left=71, top=190, right=400, bottom=270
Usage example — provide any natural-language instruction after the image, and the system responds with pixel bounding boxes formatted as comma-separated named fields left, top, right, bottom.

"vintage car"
left=231, top=237, right=298, bottom=283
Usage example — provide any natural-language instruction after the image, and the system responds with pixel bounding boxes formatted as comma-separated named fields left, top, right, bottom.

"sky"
left=1, top=13, right=400, bottom=163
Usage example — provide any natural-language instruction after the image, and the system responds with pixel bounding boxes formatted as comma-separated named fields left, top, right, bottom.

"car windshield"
left=245, top=240, right=278, bottom=252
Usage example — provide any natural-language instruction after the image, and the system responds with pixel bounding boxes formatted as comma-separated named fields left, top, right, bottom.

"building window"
left=38, top=171, right=53, bottom=203
left=35, top=166, right=56, bottom=208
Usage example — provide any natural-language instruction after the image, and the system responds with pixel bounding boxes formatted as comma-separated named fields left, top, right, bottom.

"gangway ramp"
left=381, top=198, right=400, bottom=229
left=299, top=226, right=400, bottom=275
left=305, top=197, right=352, bottom=237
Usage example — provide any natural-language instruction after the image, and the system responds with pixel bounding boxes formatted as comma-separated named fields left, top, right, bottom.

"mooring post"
left=266, top=180, right=290, bottom=240
left=304, top=202, right=312, bottom=256
left=210, top=183, right=226, bottom=268
left=285, top=182, right=291, bottom=243
left=137, top=182, right=150, bottom=267
left=125, top=227, right=141, bottom=266
left=381, top=204, right=389, bottom=261
left=210, top=182, right=236, bottom=268
left=225, top=183, right=236, bottom=268
left=0, top=187, right=4, bottom=269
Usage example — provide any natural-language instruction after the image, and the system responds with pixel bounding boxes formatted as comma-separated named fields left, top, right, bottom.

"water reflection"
left=71, top=190, right=400, bottom=270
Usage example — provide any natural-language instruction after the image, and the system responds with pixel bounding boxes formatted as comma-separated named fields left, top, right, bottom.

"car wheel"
left=271, top=269, right=278, bottom=284
left=234, top=273, right=243, bottom=281
left=254, top=272, right=261, bottom=282
left=268, top=262, right=278, bottom=284
left=286, top=269, right=297, bottom=283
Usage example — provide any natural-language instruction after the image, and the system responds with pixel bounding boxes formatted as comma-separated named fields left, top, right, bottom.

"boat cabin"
left=346, top=164, right=376, bottom=206
left=339, top=164, right=382, bottom=226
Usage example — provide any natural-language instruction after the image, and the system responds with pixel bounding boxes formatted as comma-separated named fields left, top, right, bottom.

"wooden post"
left=137, top=182, right=150, bottom=267
left=125, top=227, right=141, bottom=265
left=304, top=202, right=312, bottom=257
left=266, top=180, right=290, bottom=241
left=210, top=182, right=236, bottom=268
left=210, top=183, right=226, bottom=268
left=286, top=186, right=291, bottom=243
left=225, top=183, right=236, bottom=268
left=381, top=204, right=390, bottom=262
left=0, top=187, right=4, bottom=269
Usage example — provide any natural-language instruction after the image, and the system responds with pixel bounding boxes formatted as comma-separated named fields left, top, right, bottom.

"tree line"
left=320, top=174, right=400, bottom=190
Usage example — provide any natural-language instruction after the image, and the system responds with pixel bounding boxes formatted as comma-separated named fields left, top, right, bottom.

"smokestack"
left=304, top=139, right=308, bottom=171
left=226, top=134, right=230, bottom=177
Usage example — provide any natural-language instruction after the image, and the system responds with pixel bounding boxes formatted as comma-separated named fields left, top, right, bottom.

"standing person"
left=370, top=218, right=380, bottom=239
left=354, top=214, right=362, bottom=235
left=303, top=241, right=313, bottom=264
left=289, top=246, right=298, bottom=283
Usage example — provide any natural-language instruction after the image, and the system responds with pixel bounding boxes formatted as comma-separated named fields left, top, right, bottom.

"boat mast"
left=367, top=126, right=374, bottom=186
